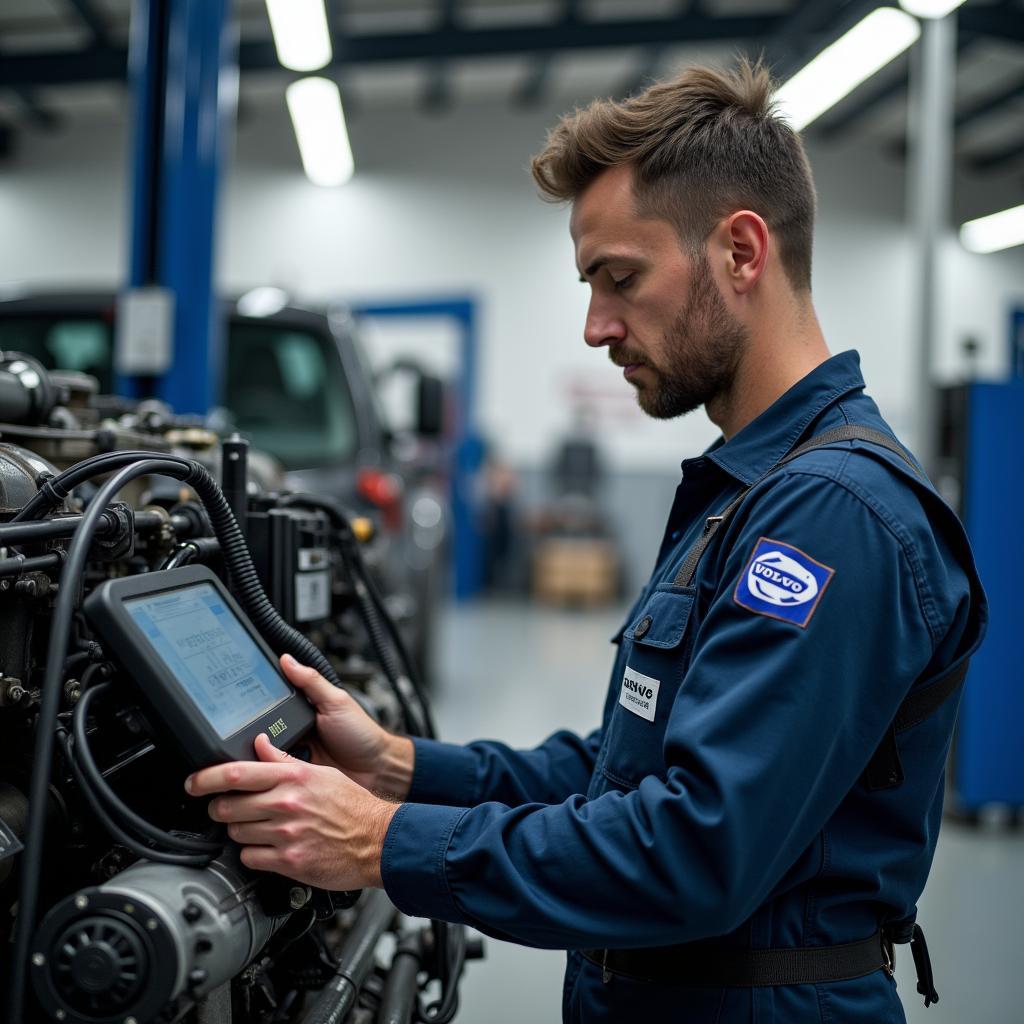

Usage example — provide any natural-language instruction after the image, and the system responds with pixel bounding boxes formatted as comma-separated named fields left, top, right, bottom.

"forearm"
left=373, top=733, right=415, bottom=801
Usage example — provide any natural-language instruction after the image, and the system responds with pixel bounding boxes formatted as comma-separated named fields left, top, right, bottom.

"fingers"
left=238, top=844, right=282, bottom=874
left=225, top=820, right=284, bottom=845
left=254, top=732, right=290, bottom=763
left=280, top=654, right=344, bottom=706
left=186, top=752, right=301, bottom=797
left=206, top=788, right=280, bottom=823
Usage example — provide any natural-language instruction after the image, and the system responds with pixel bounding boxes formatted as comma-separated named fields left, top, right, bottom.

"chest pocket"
left=600, top=585, right=696, bottom=790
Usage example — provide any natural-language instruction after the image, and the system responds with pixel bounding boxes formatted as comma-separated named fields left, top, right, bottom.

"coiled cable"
left=69, top=681, right=221, bottom=858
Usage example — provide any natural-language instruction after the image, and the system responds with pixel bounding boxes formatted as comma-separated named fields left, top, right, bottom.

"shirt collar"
left=700, top=350, right=866, bottom=485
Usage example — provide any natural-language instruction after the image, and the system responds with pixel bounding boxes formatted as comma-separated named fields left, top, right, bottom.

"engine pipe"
left=377, top=932, right=423, bottom=1024
left=0, top=508, right=186, bottom=545
left=300, top=890, right=396, bottom=1024
left=0, top=551, right=63, bottom=577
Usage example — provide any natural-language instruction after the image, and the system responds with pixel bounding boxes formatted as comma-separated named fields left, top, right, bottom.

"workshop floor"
left=431, top=600, right=1023, bottom=1024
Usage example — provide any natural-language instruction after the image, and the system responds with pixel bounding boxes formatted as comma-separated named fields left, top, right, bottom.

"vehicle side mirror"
left=416, top=373, right=445, bottom=438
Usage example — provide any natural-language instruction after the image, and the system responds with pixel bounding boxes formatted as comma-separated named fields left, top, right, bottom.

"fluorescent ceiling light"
left=237, top=286, right=290, bottom=318
left=899, top=0, right=967, bottom=19
left=960, top=204, right=1024, bottom=254
left=286, top=77, right=355, bottom=187
left=774, top=8, right=921, bottom=131
left=265, top=0, right=332, bottom=72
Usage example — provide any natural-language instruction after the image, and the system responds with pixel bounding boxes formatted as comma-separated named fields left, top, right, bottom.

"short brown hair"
left=531, top=59, right=816, bottom=292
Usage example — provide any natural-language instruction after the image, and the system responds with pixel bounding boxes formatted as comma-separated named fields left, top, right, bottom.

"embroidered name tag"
left=619, top=666, right=660, bottom=722
left=734, top=536, right=835, bottom=629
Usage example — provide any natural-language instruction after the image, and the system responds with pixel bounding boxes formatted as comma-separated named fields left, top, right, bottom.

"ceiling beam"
left=769, top=0, right=879, bottom=82
left=0, top=11, right=786, bottom=89
left=814, top=65, right=909, bottom=140
left=970, top=136, right=1024, bottom=173
left=511, top=1, right=581, bottom=109
left=815, top=34, right=977, bottom=143
left=0, top=47, right=126, bottom=89
left=959, top=4, right=1024, bottom=46
left=421, top=1, right=458, bottom=113
left=764, top=0, right=844, bottom=77
left=63, top=0, right=110, bottom=49
left=955, top=74, right=1024, bottom=129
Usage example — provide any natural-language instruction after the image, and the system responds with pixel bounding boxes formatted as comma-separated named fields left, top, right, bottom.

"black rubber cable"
left=9, top=450, right=194, bottom=523
left=70, top=682, right=221, bottom=855
left=58, top=730, right=210, bottom=867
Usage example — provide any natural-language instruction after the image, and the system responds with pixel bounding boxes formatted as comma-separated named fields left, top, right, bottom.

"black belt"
left=582, top=929, right=892, bottom=989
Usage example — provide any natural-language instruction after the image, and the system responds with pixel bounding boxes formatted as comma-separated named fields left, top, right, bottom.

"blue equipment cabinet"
left=953, top=364, right=1024, bottom=809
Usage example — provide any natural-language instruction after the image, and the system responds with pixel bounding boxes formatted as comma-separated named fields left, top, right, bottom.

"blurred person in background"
left=189, top=60, right=986, bottom=1024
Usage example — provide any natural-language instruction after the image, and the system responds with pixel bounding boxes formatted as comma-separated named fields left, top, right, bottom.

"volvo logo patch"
left=734, top=537, right=834, bottom=628
left=619, top=666, right=660, bottom=722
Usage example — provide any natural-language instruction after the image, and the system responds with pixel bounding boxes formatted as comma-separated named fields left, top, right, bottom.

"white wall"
left=1, top=100, right=1022, bottom=470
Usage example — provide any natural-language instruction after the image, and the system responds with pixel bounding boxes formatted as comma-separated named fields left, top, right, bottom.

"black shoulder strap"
left=672, top=425, right=919, bottom=588
left=671, top=424, right=968, bottom=791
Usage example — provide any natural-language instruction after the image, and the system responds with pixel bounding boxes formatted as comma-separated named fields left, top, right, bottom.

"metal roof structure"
left=0, top=0, right=1022, bottom=174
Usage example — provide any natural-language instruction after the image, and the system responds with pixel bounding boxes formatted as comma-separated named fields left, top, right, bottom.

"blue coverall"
left=381, top=351, right=987, bottom=1022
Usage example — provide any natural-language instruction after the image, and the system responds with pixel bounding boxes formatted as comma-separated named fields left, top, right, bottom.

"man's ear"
left=717, top=210, right=769, bottom=295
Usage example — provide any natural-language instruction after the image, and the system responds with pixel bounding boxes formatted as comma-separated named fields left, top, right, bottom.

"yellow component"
left=350, top=517, right=375, bottom=543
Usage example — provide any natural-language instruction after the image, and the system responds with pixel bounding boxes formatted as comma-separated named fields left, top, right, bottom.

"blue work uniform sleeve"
left=408, top=729, right=603, bottom=808
left=382, top=470, right=962, bottom=949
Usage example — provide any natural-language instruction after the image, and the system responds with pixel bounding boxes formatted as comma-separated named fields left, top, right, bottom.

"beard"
left=615, top=252, right=749, bottom=420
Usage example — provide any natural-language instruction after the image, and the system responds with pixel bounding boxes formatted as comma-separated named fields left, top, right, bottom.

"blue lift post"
left=352, top=298, right=486, bottom=601
left=954, top=309, right=1024, bottom=812
left=123, top=0, right=235, bottom=413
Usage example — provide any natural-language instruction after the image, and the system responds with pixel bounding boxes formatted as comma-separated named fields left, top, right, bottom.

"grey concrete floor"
left=429, top=599, right=1023, bottom=1024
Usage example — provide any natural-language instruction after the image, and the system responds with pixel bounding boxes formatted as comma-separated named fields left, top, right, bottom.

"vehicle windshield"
left=0, top=311, right=358, bottom=470
left=0, top=314, right=116, bottom=391
left=226, top=321, right=358, bottom=469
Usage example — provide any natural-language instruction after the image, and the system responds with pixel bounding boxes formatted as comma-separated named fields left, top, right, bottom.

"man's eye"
left=612, top=274, right=635, bottom=290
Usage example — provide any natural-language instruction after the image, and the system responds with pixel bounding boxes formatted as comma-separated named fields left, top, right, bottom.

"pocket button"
left=634, top=615, right=653, bottom=640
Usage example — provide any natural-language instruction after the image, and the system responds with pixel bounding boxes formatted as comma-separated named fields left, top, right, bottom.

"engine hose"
left=183, top=464, right=344, bottom=688
left=160, top=536, right=221, bottom=570
left=299, top=890, right=396, bottom=1024
left=58, top=730, right=210, bottom=867
left=347, top=565, right=426, bottom=737
left=70, top=682, right=221, bottom=855
left=353, top=556, right=436, bottom=739
left=278, top=493, right=436, bottom=738
left=10, top=449, right=194, bottom=523
left=421, top=921, right=466, bottom=1024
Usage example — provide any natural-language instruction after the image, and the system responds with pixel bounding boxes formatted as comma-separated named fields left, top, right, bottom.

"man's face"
left=570, top=164, right=749, bottom=420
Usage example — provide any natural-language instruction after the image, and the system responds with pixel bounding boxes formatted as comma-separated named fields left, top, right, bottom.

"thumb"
left=280, top=653, right=341, bottom=706
left=254, top=732, right=291, bottom=763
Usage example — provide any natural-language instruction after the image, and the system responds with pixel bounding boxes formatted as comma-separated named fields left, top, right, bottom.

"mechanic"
left=188, top=60, right=987, bottom=1022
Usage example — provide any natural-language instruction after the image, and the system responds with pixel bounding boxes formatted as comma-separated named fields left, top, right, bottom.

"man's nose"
left=583, top=298, right=626, bottom=349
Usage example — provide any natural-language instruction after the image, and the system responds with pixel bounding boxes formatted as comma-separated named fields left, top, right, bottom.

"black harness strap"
left=582, top=923, right=940, bottom=1005
left=582, top=929, right=887, bottom=988
left=670, top=424, right=968, bottom=791
left=672, top=425, right=919, bottom=588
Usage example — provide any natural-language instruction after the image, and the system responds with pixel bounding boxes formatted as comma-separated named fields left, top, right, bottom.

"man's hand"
left=281, top=654, right=414, bottom=799
left=186, top=734, right=398, bottom=890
